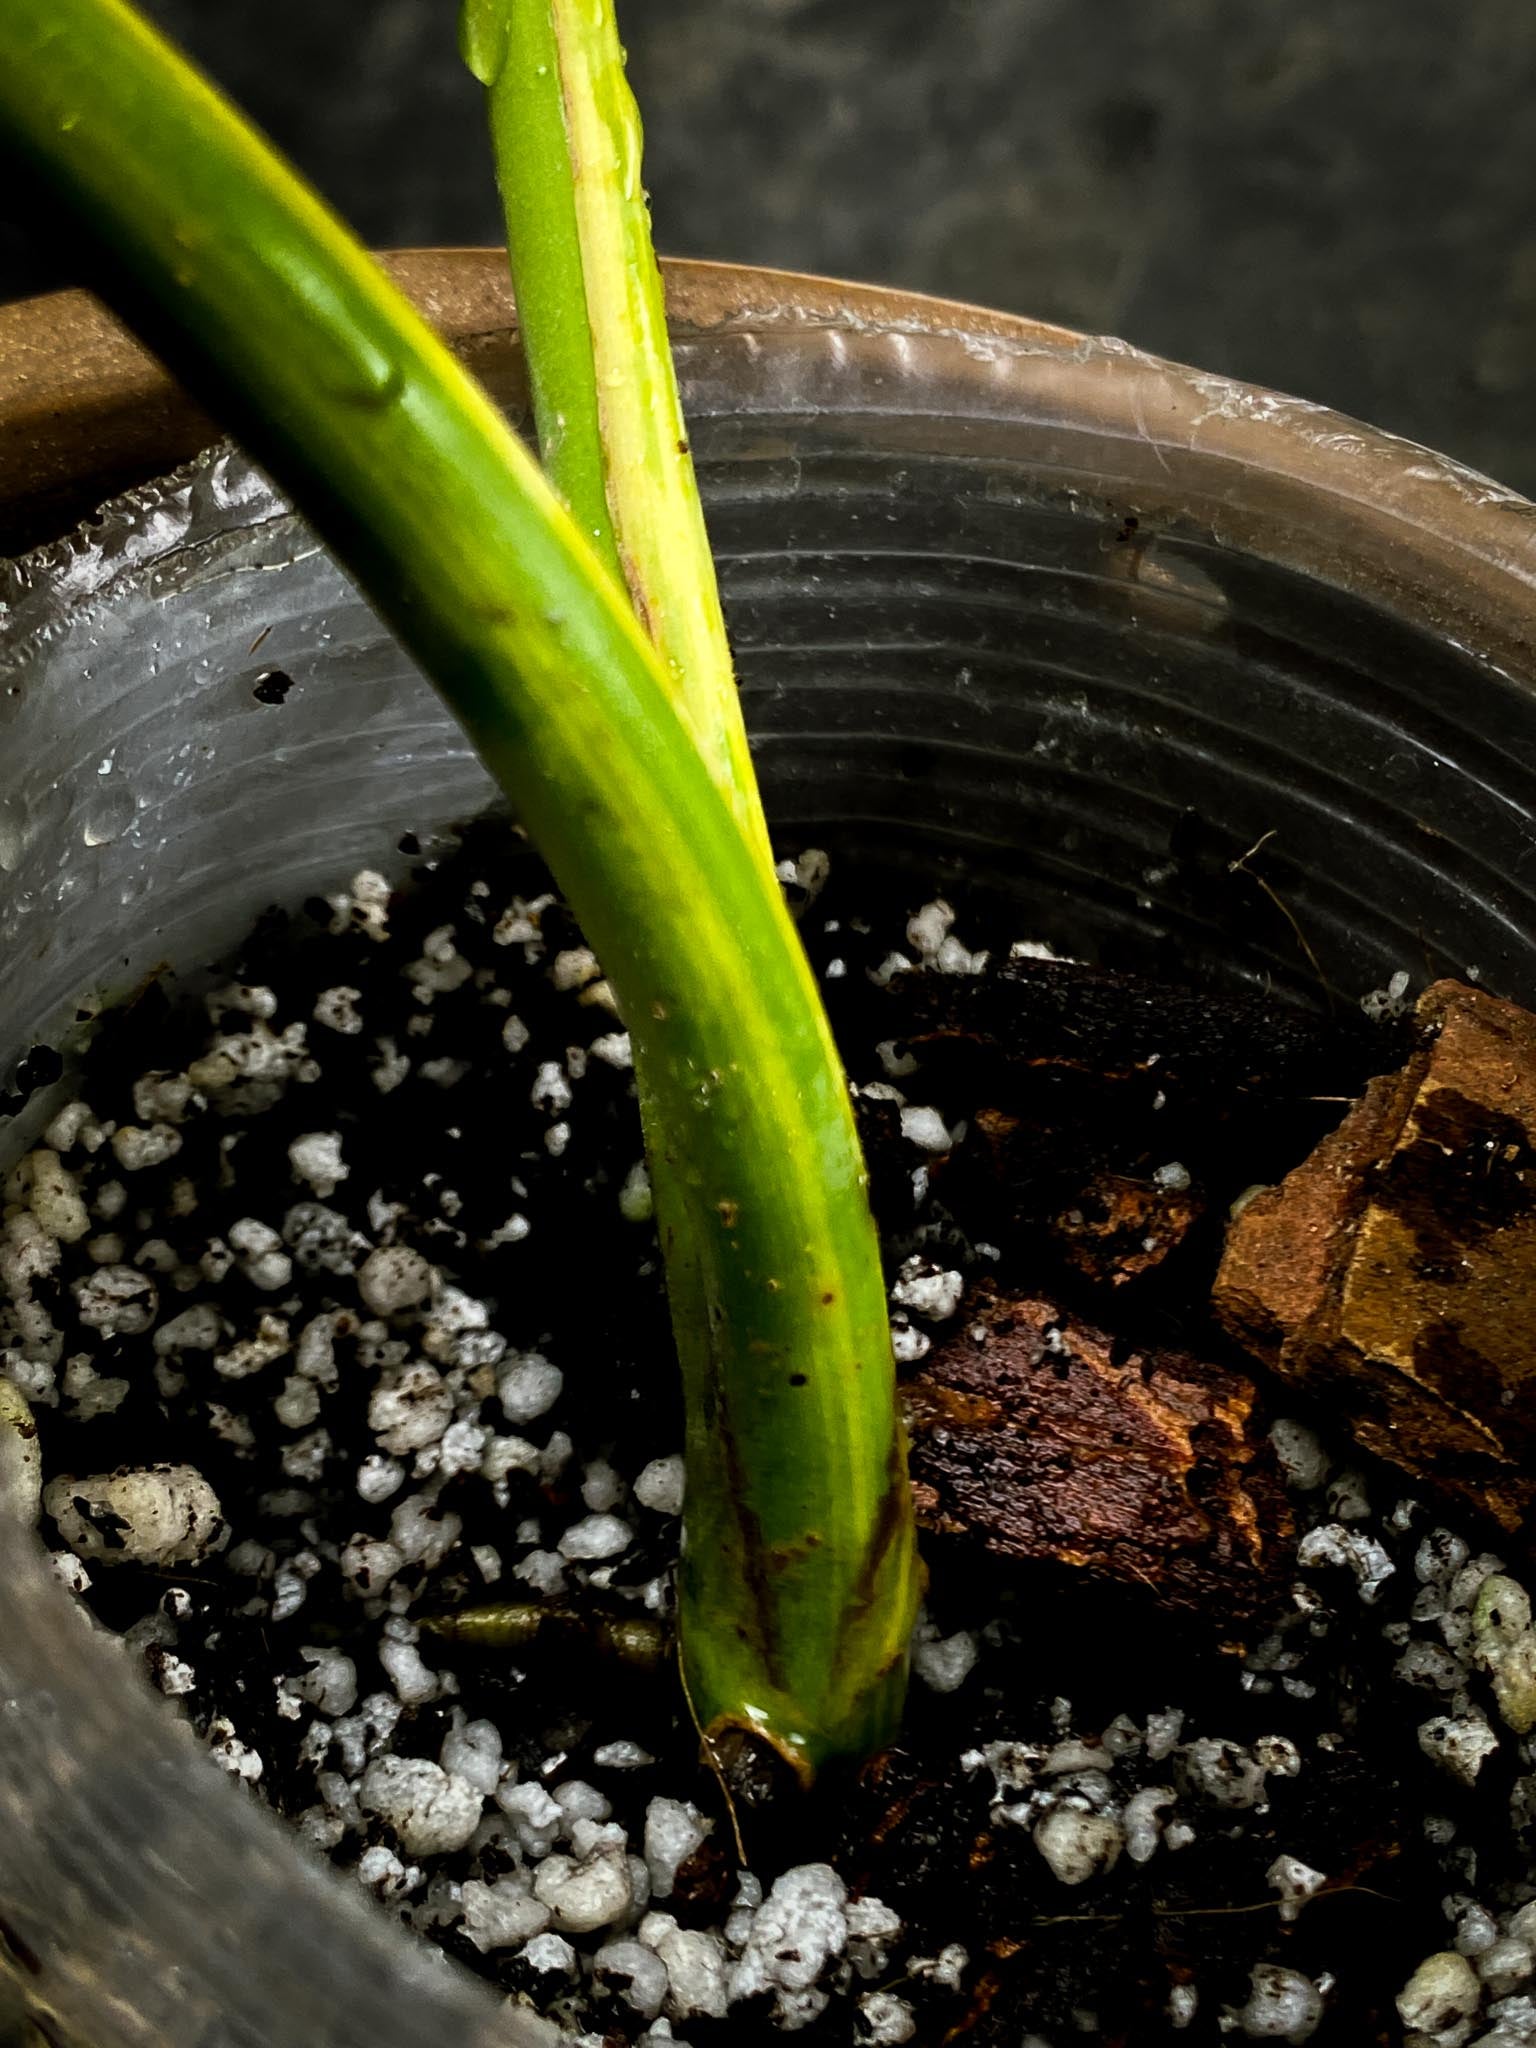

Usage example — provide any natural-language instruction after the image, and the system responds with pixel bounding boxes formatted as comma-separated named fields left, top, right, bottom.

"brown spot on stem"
left=766, top=1530, right=825, bottom=1573
left=842, top=1430, right=916, bottom=1625
left=713, top=1380, right=788, bottom=1691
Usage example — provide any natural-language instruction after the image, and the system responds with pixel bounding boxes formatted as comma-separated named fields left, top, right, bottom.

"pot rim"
left=0, top=250, right=1076, bottom=542
left=2, top=250, right=1535, bottom=678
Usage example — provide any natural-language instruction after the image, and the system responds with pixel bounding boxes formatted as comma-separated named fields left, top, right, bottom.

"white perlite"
left=111, top=1123, right=183, bottom=1173
left=898, top=1105, right=952, bottom=1154
left=440, top=1716, right=503, bottom=1796
left=291, top=1647, right=358, bottom=1719
left=206, top=1717, right=263, bottom=1783
left=557, top=1513, right=631, bottom=1561
left=846, top=1897, right=903, bottom=1981
left=45, top=1464, right=223, bottom=1567
left=912, top=1621, right=979, bottom=1694
left=636, top=1916, right=729, bottom=2020
left=1419, top=1714, right=1500, bottom=1786
left=1122, top=1785, right=1176, bottom=1864
left=497, top=1780, right=563, bottom=1857
left=215, top=1312, right=291, bottom=1380
left=551, top=947, right=600, bottom=992
left=1228, top=1964, right=1325, bottom=2041
left=1477, top=1936, right=1535, bottom=2000
left=391, top=1496, right=461, bottom=1570
left=858, top=1991, right=917, bottom=2045
left=643, top=1798, right=709, bottom=1899
left=357, top=1755, right=482, bottom=1856
left=531, top=1061, right=573, bottom=1114
left=890, top=1322, right=931, bottom=1365
left=522, top=1933, right=578, bottom=1979
left=273, top=1375, right=321, bottom=1431
left=460, top=1878, right=551, bottom=1953
left=20, top=1149, right=90, bottom=1241
left=1266, top=1853, right=1327, bottom=1923
left=152, top=1303, right=222, bottom=1356
left=890, top=1257, right=965, bottom=1322
left=367, top=1361, right=452, bottom=1454
left=227, top=1218, right=292, bottom=1293
left=906, top=900, right=953, bottom=959
left=354, top=1845, right=415, bottom=1898
left=377, top=1636, right=442, bottom=1707
left=900, top=897, right=986, bottom=974
left=1471, top=1573, right=1536, bottom=1735
left=593, top=1938, right=668, bottom=2019
left=532, top=1847, right=634, bottom=1934
left=1033, top=1806, right=1122, bottom=1886
left=355, top=1453, right=404, bottom=1504
left=1361, top=969, right=1413, bottom=1022
left=312, top=985, right=363, bottom=1035
left=1177, top=1737, right=1269, bottom=1809
left=498, top=1353, right=563, bottom=1423
left=357, top=1245, right=432, bottom=1316
left=71, top=1264, right=157, bottom=1337
left=553, top=1779, right=610, bottom=1826
left=593, top=1741, right=655, bottom=1771
left=288, top=1131, right=348, bottom=1198
left=728, top=1863, right=847, bottom=2030
left=1297, top=1521, right=1397, bottom=1602
left=1396, top=1950, right=1482, bottom=2046
left=633, top=1455, right=685, bottom=1517
left=1269, top=1418, right=1331, bottom=1493
left=618, top=1161, right=653, bottom=1222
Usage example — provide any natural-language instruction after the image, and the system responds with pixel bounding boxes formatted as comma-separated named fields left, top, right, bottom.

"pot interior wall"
left=3, top=382, right=1535, bottom=1141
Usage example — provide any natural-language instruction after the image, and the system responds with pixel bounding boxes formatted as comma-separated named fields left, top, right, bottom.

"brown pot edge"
left=0, top=251, right=1081, bottom=555
left=4, top=248, right=1536, bottom=688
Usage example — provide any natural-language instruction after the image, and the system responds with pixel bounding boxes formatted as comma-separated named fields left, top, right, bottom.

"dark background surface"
left=5, top=0, right=1536, bottom=494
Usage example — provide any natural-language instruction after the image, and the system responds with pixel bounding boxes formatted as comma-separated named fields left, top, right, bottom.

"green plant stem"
left=458, top=0, right=621, bottom=587
left=0, top=0, right=919, bottom=1777
left=463, top=0, right=771, bottom=864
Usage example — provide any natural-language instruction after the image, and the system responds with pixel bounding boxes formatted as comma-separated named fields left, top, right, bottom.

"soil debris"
left=903, top=1286, right=1291, bottom=1624
left=8, top=849, right=1529, bottom=2045
left=857, top=952, right=1391, bottom=1295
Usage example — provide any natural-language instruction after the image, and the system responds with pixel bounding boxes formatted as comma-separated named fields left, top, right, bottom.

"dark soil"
left=13, top=821, right=1521, bottom=2046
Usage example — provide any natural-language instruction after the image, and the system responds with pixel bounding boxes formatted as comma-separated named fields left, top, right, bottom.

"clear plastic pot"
left=3, top=256, right=1536, bottom=2047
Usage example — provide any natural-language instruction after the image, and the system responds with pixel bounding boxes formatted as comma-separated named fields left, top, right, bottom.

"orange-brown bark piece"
left=964, top=1108, right=1204, bottom=1287
left=903, top=1287, right=1289, bottom=1620
left=1049, top=1167, right=1204, bottom=1287
left=1215, top=980, right=1536, bottom=1531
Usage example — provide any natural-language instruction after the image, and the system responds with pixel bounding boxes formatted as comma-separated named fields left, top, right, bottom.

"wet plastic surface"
left=4, top=279, right=1536, bottom=2045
